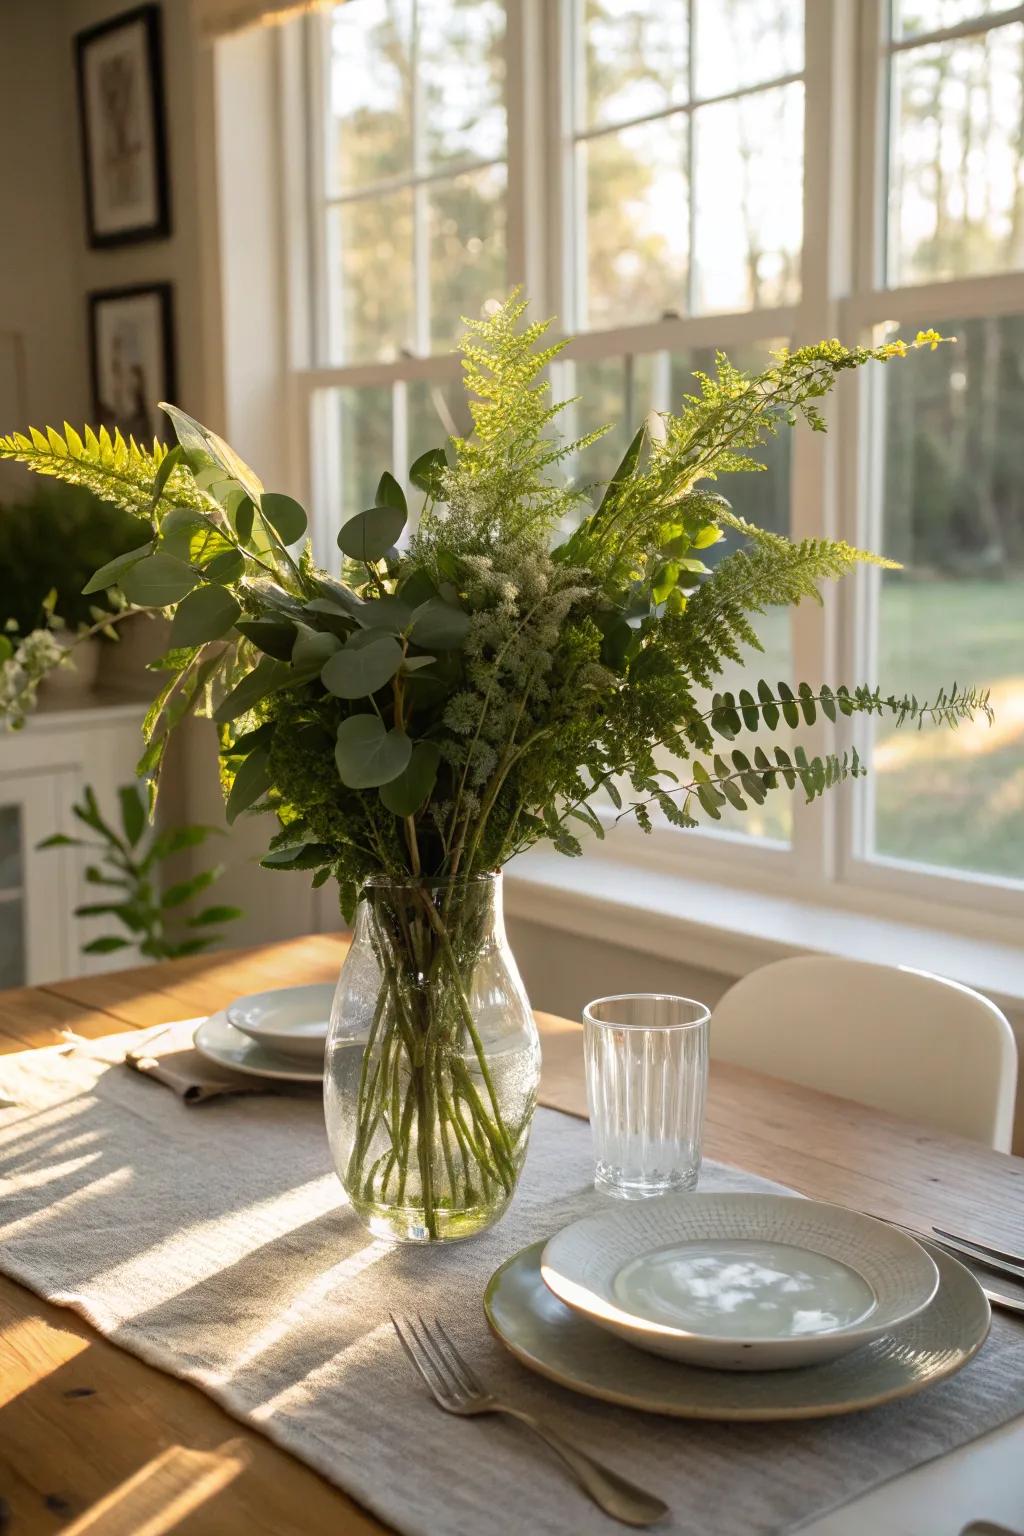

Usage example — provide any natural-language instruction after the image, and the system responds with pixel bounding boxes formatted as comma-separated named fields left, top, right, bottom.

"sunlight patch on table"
left=0, top=1166, right=132, bottom=1242
left=0, top=1317, right=90, bottom=1407
left=213, top=1236, right=394, bottom=1387
left=89, top=1175, right=343, bottom=1317
left=60, top=1440, right=250, bottom=1536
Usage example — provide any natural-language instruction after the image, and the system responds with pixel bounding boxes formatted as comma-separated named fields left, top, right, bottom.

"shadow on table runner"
left=0, top=1040, right=1021, bottom=1536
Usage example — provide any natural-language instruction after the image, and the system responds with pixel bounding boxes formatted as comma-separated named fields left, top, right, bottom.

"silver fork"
left=390, top=1314, right=669, bottom=1528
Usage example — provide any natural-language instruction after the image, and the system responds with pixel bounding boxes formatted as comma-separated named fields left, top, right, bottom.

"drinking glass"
left=583, top=994, right=710, bottom=1198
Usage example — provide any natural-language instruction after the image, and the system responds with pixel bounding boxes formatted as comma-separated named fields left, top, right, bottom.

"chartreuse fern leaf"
left=0, top=422, right=204, bottom=518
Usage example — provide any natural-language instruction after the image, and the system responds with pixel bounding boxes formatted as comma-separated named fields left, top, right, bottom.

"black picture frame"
left=74, top=4, right=171, bottom=248
left=88, top=283, right=177, bottom=444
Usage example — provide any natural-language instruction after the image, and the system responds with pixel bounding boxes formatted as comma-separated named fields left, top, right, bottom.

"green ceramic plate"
left=484, top=1239, right=989, bottom=1421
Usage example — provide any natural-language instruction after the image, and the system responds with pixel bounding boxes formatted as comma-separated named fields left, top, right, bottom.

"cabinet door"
left=0, top=772, right=72, bottom=987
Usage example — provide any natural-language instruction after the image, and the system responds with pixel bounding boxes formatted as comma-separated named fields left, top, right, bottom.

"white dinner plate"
left=225, top=984, right=334, bottom=1062
left=193, top=1011, right=324, bottom=1083
left=540, top=1194, right=940, bottom=1370
left=486, top=1239, right=989, bottom=1420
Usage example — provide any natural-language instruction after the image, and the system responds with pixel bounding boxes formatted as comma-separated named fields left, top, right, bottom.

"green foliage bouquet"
left=0, top=296, right=989, bottom=1240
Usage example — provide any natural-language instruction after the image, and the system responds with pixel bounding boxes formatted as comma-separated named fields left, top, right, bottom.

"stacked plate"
left=193, top=984, right=333, bottom=1083
left=486, top=1194, right=992, bottom=1420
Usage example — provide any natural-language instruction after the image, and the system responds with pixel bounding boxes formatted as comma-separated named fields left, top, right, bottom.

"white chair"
left=711, top=955, right=1018, bottom=1151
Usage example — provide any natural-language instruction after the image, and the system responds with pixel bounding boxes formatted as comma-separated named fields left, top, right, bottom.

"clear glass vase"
left=324, top=873, right=540, bottom=1243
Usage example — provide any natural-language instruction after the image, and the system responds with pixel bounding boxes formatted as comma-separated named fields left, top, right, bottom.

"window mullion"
left=410, top=0, right=429, bottom=355
left=506, top=0, right=550, bottom=306
left=686, top=1, right=697, bottom=315
left=788, top=0, right=860, bottom=887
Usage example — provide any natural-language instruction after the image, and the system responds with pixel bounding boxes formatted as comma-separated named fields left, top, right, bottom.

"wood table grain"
left=0, top=935, right=1020, bottom=1535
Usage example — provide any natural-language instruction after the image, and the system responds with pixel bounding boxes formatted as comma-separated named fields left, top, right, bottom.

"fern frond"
left=0, top=422, right=203, bottom=518
left=706, top=681, right=993, bottom=738
left=620, top=745, right=866, bottom=828
left=419, top=292, right=599, bottom=550
left=666, top=533, right=895, bottom=688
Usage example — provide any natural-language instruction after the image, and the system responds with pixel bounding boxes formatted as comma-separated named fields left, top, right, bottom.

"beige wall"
left=0, top=2, right=87, bottom=457
left=0, top=0, right=211, bottom=454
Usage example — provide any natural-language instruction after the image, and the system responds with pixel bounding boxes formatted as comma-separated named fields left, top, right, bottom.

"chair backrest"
left=711, top=955, right=1018, bottom=1151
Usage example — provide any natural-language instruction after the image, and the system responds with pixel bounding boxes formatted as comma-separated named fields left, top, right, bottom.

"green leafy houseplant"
left=39, top=786, right=242, bottom=961
left=0, top=296, right=989, bottom=1241
left=0, top=481, right=150, bottom=726
left=0, top=480, right=147, bottom=636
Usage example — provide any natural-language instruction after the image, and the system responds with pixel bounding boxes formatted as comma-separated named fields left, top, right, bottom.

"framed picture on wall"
left=75, top=5, right=171, bottom=247
left=88, top=284, right=176, bottom=443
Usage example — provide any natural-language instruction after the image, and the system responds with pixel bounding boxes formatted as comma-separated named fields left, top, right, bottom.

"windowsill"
left=505, top=848, right=1024, bottom=1017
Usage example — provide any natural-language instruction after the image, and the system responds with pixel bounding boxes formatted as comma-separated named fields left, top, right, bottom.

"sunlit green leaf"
left=226, top=746, right=271, bottom=823
left=338, top=505, right=406, bottom=563
left=260, top=491, right=308, bottom=545
left=169, top=584, right=240, bottom=648
left=120, top=553, right=198, bottom=608
left=409, top=447, right=447, bottom=495
left=82, top=542, right=153, bottom=595
left=375, top=470, right=407, bottom=515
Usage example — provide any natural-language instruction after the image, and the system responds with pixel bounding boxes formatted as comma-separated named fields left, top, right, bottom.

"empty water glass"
left=583, top=994, right=710, bottom=1198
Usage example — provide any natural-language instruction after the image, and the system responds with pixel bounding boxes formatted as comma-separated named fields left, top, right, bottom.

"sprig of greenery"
left=38, top=785, right=242, bottom=960
left=0, top=423, right=202, bottom=519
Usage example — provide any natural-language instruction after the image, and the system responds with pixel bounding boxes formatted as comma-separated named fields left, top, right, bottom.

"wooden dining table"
left=0, top=932, right=1021, bottom=1535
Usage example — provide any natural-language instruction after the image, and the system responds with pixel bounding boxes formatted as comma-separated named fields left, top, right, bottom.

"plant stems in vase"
left=326, top=873, right=538, bottom=1241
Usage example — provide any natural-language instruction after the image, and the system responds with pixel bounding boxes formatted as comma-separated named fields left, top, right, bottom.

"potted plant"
left=0, top=479, right=148, bottom=700
left=0, top=297, right=989, bottom=1242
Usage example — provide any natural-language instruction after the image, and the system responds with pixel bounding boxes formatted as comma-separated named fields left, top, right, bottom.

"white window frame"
left=285, top=0, right=1024, bottom=940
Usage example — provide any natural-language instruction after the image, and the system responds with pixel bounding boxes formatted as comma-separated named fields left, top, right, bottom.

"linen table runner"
left=0, top=1032, right=1021, bottom=1536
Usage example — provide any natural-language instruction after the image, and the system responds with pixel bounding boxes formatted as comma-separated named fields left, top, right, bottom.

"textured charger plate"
left=193, top=1012, right=324, bottom=1083
left=540, top=1193, right=940, bottom=1369
left=485, top=1240, right=990, bottom=1421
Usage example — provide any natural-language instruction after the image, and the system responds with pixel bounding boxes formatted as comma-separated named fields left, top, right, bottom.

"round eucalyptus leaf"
left=82, top=541, right=153, bottom=596
left=169, top=584, right=241, bottom=649
left=321, top=635, right=403, bottom=699
left=357, top=595, right=412, bottom=633
left=261, top=491, right=308, bottom=545
left=408, top=597, right=471, bottom=649
left=375, top=470, right=407, bottom=515
left=233, top=495, right=255, bottom=544
left=120, top=553, right=199, bottom=608
left=335, top=715, right=412, bottom=789
left=158, top=508, right=213, bottom=561
left=337, top=505, right=406, bottom=563
left=291, top=623, right=341, bottom=669
left=379, top=741, right=441, bottom=816
left=235, top=618, right=298, bottom=661
left=205, top=549, right=245, bottom=584
left=408, top=447, right=448, bottom=496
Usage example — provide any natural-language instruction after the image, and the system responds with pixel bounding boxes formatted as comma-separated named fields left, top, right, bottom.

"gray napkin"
left=122, top=1019, right=319, bottom=1104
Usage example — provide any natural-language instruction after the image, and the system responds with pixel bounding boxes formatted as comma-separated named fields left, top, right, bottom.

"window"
left=848, top=0, right=1024, bottom=905
left=294, top=0, right=1024, bottom=916
left=319, top=0, right=507, bottom=362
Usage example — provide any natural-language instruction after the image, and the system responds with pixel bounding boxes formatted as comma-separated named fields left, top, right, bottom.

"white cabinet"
left=0, top=697, right=149, bottom=985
